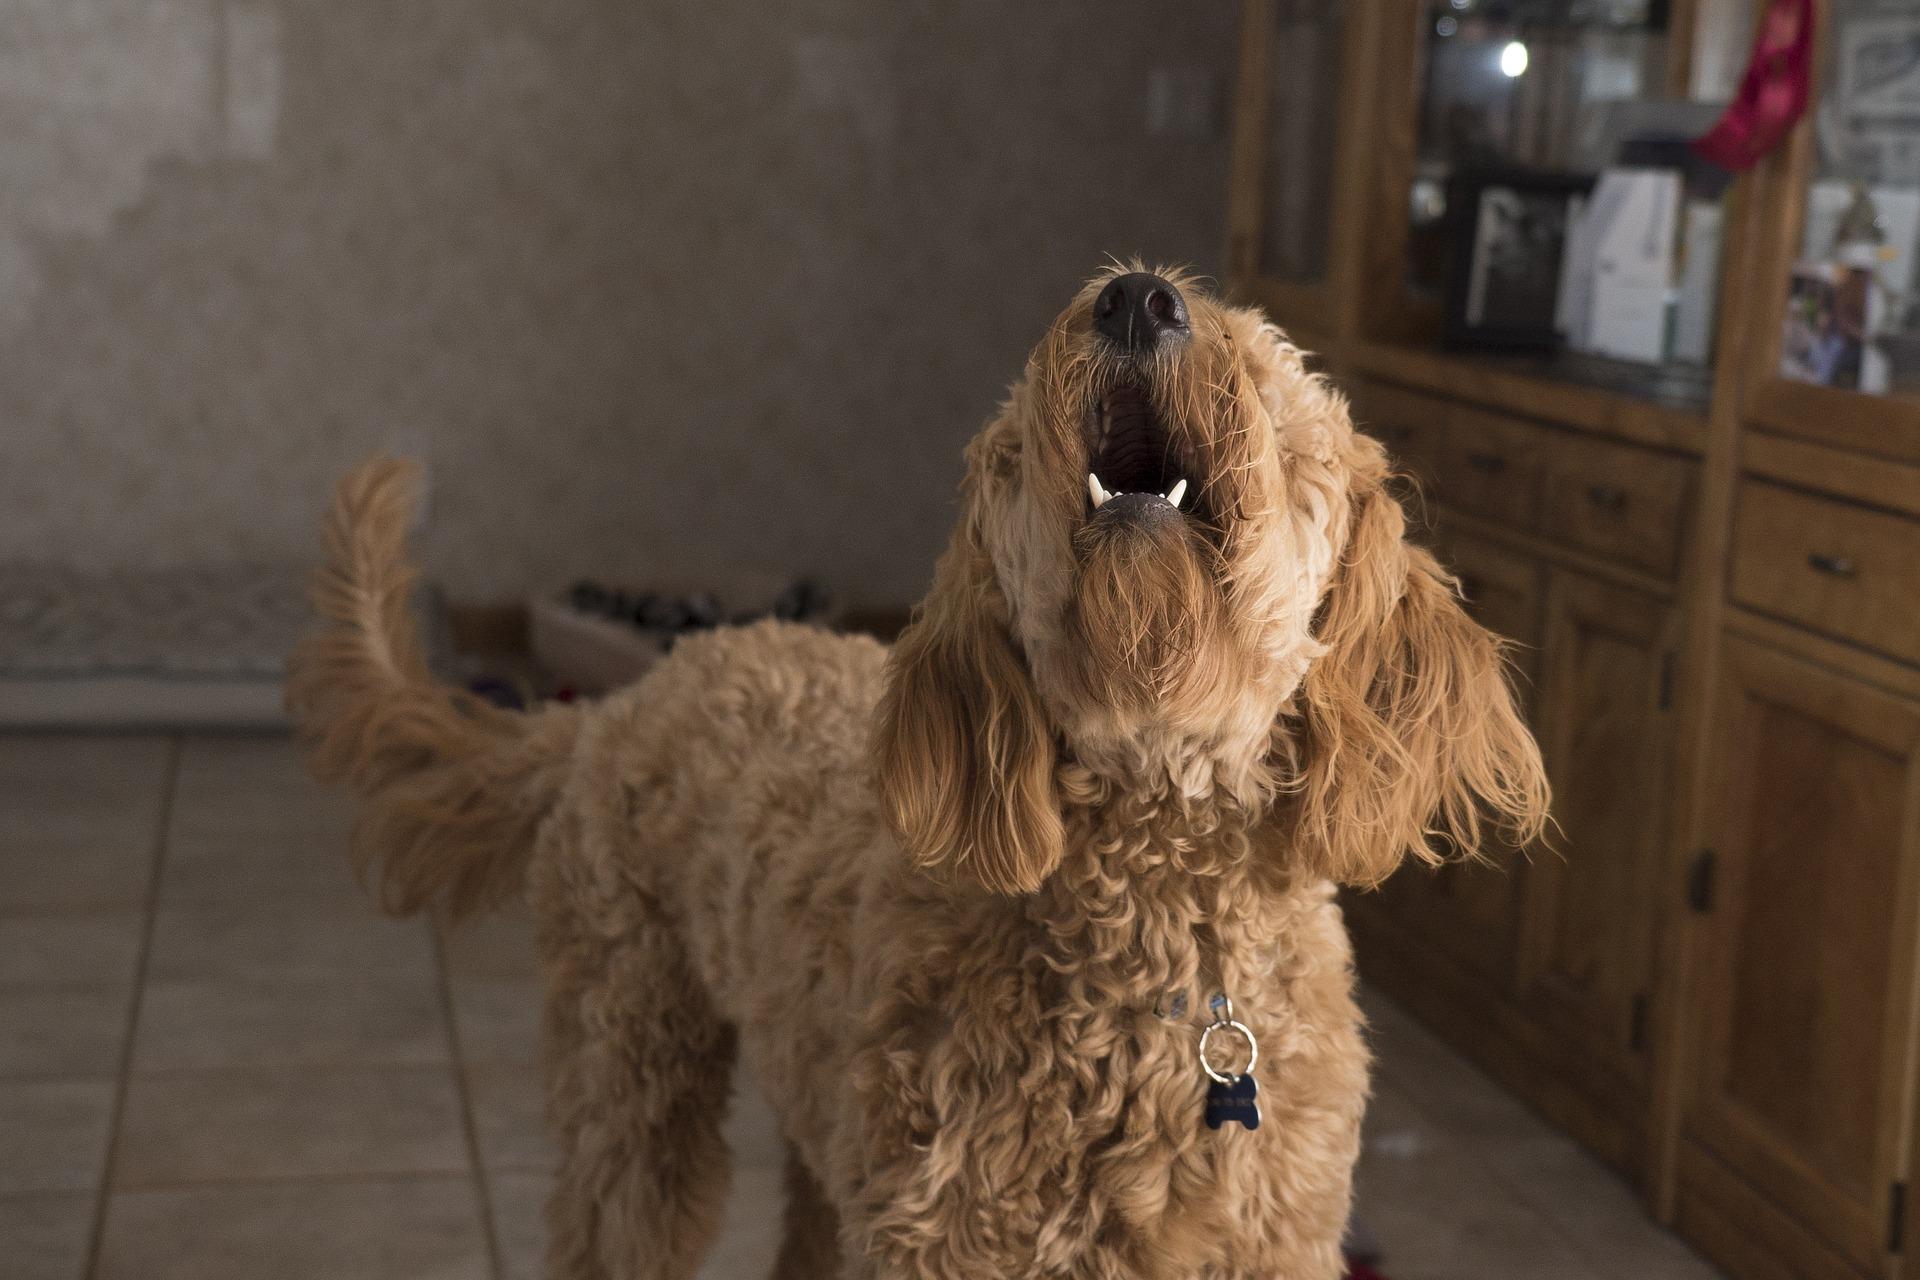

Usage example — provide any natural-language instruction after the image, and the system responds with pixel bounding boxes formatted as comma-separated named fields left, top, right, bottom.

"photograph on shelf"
left=1780, top=260, right=1870, bottom=389
left=1443, top=169, right=1592, bottom=350
left=1796, top=181, right=1920, bottom=393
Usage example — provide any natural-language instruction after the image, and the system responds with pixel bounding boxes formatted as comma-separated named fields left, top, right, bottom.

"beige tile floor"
left=0, top=731, right=1722, bottom=1279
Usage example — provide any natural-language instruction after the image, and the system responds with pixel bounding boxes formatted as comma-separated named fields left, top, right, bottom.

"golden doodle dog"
left=289, top=265, right=1548, bottom=1279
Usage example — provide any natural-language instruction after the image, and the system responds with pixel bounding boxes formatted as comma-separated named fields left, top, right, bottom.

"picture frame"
left=1442, top=168, right=1594, bottom=352
left=1817, top=9, right=1920, bottom=183
left=1780, top=259, right=1871, bottom=390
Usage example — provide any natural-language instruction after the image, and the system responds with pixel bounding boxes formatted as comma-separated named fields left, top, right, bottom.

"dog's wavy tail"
left=286, top=455, right=581, bottom=920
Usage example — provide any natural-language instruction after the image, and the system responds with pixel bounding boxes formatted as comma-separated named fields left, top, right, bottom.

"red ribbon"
left=1692, top=0, right=1816, bottom=171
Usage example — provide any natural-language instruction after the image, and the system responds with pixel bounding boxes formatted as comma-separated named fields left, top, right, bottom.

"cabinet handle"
left=1686, top=849, right=1715, bottom=914
left=1806, top=552, right=1858, bottom=578
left=1585, top=484, right=1628, bottom=513
left=1465, top=450, right=1507, bottom=475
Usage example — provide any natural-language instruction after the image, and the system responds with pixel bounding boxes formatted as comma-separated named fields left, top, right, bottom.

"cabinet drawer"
left=1347, top=379, right=1444, bottom=484
left=1437, top=407, right=1544, bottom=530
left=1540, top=435, right=1693, bottom=577
left=1433, top=533, right=1544, bottom=652
left=1731, top=481, right=1920, bottom=665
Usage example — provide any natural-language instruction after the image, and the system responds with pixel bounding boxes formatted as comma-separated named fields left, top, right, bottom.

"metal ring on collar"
left=1198, top=1018, right=1258, bottom=1085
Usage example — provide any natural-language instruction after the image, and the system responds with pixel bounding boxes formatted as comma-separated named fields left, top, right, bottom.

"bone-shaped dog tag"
left=1204, top=1073, right=1261, bottom=1130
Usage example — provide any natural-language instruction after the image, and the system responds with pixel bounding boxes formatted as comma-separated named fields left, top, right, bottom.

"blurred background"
left=0, top=2, right=1236, bottom=612
left=4, top=2, right=1919, bottom=1279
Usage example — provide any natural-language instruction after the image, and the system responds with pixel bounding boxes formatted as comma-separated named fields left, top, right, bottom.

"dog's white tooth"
left=1088, top=473, right=1109, bottom=508
left=1165, top=478, right=1188, bottom=508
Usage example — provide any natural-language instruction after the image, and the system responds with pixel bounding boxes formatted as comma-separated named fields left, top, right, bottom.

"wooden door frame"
left=1645, top=0, right=1782, bottom=1223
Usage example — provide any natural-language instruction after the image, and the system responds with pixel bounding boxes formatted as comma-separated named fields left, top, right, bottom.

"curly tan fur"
left=290, top=266, right=1548, bottom=1279
left=285, top=456, right=581, bottom=917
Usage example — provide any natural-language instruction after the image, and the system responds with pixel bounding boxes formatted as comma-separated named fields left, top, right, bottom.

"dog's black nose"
left=1092, top=273, right=1189, bottom=352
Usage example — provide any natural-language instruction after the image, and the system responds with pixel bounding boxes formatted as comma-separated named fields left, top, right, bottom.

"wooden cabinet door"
left=1521, top=572, right=1677, bottom=1132
left=1682, top=637, right=1920, bottom=1277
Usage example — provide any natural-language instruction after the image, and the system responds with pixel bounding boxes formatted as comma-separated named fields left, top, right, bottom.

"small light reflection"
left=1436, top=15, right=1459, bottom=36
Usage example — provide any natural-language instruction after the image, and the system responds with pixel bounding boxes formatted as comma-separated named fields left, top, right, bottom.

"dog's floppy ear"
left=875, top=448, right=1063, bottom=896
left=1283, top=443, right=1549, bottom=886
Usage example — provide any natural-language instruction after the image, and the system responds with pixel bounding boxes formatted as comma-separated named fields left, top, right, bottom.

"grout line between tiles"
left=433, top=917, right=507, bottom=1280
left=115, top=1051, right=460, bottom=1077
left=105, top=1166, right=486, bottom=1195
left=80, top=734, right=182, bottom=1280
left=0, top=904, right=147, bottom=920
left=107, top=1062, right=461, bottom=1082
left=0, top=1070, right=130, bottom=1086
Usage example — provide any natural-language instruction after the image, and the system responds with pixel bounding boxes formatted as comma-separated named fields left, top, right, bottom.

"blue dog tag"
left=1204, top=1073, right=1261, bottom=1130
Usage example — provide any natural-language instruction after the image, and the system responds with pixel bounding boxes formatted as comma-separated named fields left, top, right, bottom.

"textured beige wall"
left=0, top=1, right=1234, bottom=607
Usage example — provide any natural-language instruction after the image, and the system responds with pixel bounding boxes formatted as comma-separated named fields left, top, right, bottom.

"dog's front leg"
left=770, top=1144, right=842, bottom=1279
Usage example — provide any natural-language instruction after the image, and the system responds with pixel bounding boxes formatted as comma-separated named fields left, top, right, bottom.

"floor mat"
left=0, top=562, right=308, bottom=728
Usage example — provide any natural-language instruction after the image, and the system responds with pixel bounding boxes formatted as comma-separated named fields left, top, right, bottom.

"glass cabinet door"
left=1229, top=0, right=1348, bottom=316
left=1777, top=1, right=1920, bottom=400
left=1406, top=0, right=1679, bottom=302
left=1257, top=0, right=1344, bottom=285
left=1351, top=0, right=1756, bottom=398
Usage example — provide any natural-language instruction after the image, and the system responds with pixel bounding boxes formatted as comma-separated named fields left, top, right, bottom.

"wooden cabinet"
left=1227, top=2, right=1920, bottom=1275
left=1343, top=409, right=1690, bottom=1177
left=1677, top=637, right=1920, bottom=1279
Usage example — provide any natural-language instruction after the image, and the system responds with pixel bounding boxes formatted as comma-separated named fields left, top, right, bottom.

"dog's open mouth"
left=1085, top=381, right=1194, bottom=521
